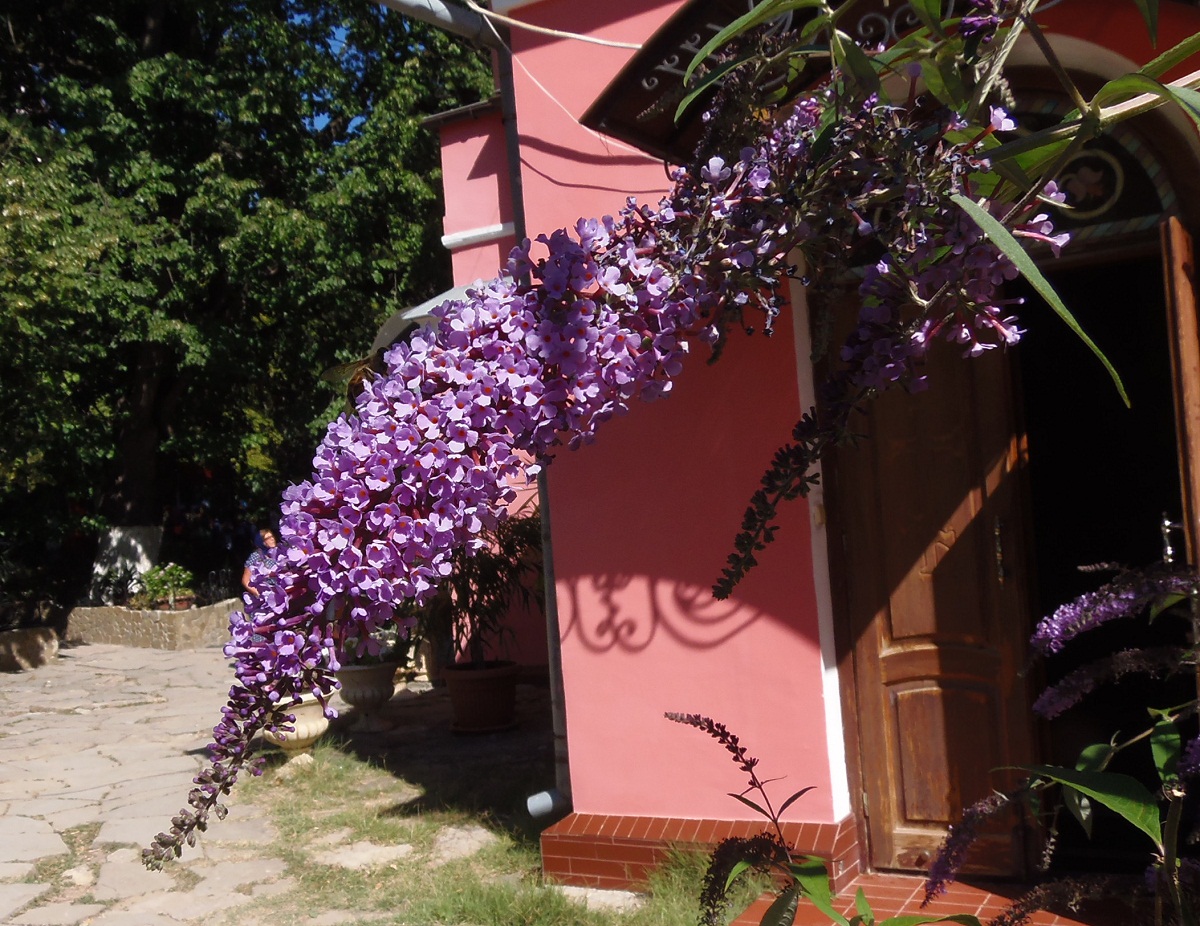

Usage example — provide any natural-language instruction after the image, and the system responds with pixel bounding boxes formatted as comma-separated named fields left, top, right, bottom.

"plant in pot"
left=130, top=563, right=196, bottom=611
left=421, top=511, right=542, bottom=733
left=335, top=616, right=409, bottom=733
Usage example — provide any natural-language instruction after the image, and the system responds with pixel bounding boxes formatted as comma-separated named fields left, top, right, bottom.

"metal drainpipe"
left=374, top=0, right=503, bottom=50
left=375, top=0, right=572, bottom=816
left=492, top=26, right=574, bottom=817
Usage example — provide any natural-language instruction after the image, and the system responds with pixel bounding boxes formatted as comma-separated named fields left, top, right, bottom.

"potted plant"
left=334, top=619, right=408, bottom=732
left=422, top=511, right=542, bottom=732
left=131, top=563, right=196, bottom=610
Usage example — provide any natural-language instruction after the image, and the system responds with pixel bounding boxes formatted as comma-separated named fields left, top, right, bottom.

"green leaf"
left=831, top=30, right=881, bottom=95
left=778, top=785, right=818, bottom=816
left=854, top=888, right=874, bottom=924
left=1077, top=741, right=1117, bottom=772
left=1016, top=764, right=1163, bottom=848
left=1063, top=790, right=1094, bottom=838
left=723, top=858, right=754, bottom=892
left=675, top=56, right=748, bottom=122
left=1139, top=30, right=1200, bottom=79
left=950, top=194, right=1130, bottom=407
left=1151, top=718, right=1181, bottom=784
left=1150, top=592, right=1189, bottom=620
left=1132, top=0, right=1159, bottom=46
left=761, top=885, right=801, bottom=926
left=789, top=857, right=850, bottom=926
left=683, top=0, right=825, bottom=83
left=907, top=0, right=946, bottom=36
left=920, top=56, right=967, bottom=107
left=727, top=792, right=770, bottom=818
left=1093, top=72, right=1174, bottom=109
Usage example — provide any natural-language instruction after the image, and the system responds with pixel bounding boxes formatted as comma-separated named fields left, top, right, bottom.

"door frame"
left=819, top=38, right=1200, bottom=875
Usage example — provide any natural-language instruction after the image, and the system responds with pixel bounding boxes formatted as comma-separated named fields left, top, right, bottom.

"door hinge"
left=861, top=790, right=869, bottom=817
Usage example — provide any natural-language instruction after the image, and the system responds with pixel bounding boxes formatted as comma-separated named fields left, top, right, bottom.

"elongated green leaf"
left=1077, top=740, right=1117, bottom=772
left=761, top=885, right=801, bottom=926
left=727, top=791, right=770, bottom=818
left=1168, top=85, right=1200, bottom=128
left=778, top=785, right=818, bottom=816
left=1149, top=592, right=1189, bottom=619
left=683, top=0, right=825, bottom=83
left=675, top=56, right=749, bottom=122
left=831, top=30, right=880, bottom=95
left=907, top=0, right=946, bottom=36
left=1139, top=30, right=1200, bottom=78
left=1132, top=0, right=1159, bottom=46
left=1017, top=764, right=1162, bottom=848
left=1063, top=790, right=1094, bottom=838
left=1151, top=718, right=1181, bottom=784
left=724, top=858, right=754, bottom=892
left=854, top=887, right=873, bottom=924
left=950, top=194, right=1130, bottom=407
left=789, top=857, right=850, bottom=926
left=1093, top=72, right=1172, bottom=109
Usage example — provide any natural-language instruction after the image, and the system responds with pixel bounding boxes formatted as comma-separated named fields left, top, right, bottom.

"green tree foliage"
left=0, top=0, right=492, bottom=594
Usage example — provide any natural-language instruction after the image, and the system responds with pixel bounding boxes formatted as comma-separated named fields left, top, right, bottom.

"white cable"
left=465, top=0, right=642, bottom=50
left=480, top=14, right=664, bottom=165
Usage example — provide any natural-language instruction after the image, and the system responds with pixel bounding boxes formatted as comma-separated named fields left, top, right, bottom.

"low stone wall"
left=66, top=598, right=240, bottom=650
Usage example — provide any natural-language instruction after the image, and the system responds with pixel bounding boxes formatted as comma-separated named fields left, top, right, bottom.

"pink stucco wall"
left=503, top=0, right=840, bottom=822
left=437, top=109, right=516, bottom=284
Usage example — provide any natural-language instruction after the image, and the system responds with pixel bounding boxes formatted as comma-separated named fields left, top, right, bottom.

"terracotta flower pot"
left=443, top=661, right=519, bottom=733
left=335, top=661, right=401, bottom=732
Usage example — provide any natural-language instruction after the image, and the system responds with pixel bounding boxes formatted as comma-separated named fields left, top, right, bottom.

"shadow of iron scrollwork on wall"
left=557, top=574, right=764, bottom=653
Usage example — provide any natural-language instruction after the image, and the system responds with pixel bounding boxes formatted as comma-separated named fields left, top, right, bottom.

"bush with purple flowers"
left=925, top=562, right=1200, bottom=925
left=145, top=0, right=1200, bottom=882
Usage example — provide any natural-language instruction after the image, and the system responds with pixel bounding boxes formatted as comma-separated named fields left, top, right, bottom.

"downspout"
left=374, top=0, right=503, bottom=50
left=374, top=0, right=572, bottom=817
left=492, top=25, right=575, bottom=819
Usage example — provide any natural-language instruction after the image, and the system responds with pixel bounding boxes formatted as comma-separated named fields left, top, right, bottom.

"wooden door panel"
left=1164, top=216, right=1200, bottom=561
left=828, top=341, right=1034, bottom=875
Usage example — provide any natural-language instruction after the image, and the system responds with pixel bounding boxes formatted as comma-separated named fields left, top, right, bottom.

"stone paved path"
left=0, top=643, right=302, bottom=926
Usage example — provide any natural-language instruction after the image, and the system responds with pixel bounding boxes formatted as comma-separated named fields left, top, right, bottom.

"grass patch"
left=218, top=706, right=767, bottom=926
left=20, top=822, right=105, bottom=912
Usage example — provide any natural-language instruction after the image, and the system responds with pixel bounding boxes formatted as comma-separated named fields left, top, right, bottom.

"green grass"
left=220, top=737, right=762, bottom=926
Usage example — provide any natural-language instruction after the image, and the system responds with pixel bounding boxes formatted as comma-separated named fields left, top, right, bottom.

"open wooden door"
left=826, top=342, right=1036, bottom=874
left=1164, top=216, right=1200, bottom=564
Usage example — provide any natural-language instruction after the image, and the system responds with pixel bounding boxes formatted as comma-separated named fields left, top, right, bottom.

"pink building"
left=401, top=0, right=1200, bottom=910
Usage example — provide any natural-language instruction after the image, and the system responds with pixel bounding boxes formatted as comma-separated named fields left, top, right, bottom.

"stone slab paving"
left=0, top=643, right=309, bottom=926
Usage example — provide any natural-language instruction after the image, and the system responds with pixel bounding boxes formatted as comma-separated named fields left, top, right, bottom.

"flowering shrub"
left=146, top=0, right=1200, bottom=870
left=667, top=712, right=980, bottom=926
left=926, top=563, right=1200, bottom=925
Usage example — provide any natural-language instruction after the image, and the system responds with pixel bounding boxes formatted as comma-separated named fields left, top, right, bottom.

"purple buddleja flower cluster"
left=923, top=791, right=1011, bottom=904
left=665, top=712, right=761, bottom=788
left=1031, top=646, right=1190, bottom=719
left=959, top=0, right=1013, bottom=46
left=700, top=834, right=790, bottom=926
left=149, top=79, right=1069, bottom=866
left=1029, top=565, right=1199, bottom=656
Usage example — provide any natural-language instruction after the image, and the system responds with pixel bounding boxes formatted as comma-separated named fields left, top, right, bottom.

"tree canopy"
left=0, top=0, right=492, bottom=597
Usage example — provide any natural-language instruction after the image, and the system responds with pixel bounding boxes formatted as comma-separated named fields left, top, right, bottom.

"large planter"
left=443, top=661, right=519, bottom=733
left=336, top=661, right=401, bottom=732
left=263, top=692, right=329, bottom=757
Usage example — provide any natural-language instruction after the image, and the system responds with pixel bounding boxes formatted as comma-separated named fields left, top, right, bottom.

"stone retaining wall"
left=66, top=598, right=240, bottom=650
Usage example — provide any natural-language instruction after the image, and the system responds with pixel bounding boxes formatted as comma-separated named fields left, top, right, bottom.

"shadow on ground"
left=317, top=681, right=560, bottom=847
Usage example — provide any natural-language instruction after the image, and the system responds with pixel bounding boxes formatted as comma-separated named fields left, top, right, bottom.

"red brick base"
left=540, top=812, right=860, bottom=893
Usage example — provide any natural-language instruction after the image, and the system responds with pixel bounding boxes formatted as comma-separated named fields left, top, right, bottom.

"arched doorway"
left=825, top=62, right=1200, bottom=877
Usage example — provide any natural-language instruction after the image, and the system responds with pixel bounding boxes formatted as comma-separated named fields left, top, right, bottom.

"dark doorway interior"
left=1013, top=252, right=1192, bottom=870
